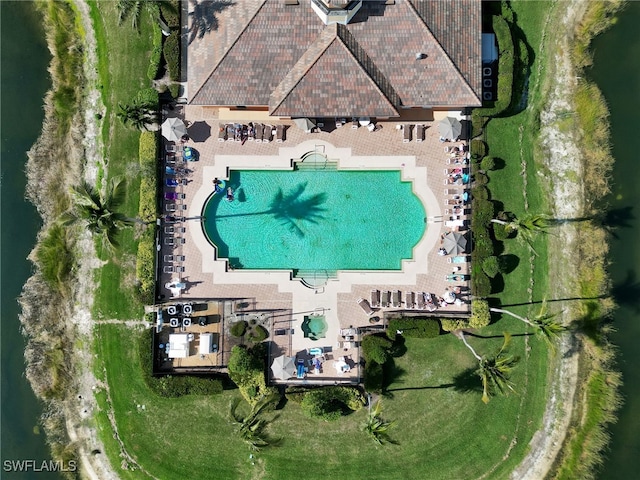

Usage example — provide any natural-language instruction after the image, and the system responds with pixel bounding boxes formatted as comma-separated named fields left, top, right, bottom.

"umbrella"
left=293, top=117, right=316, bottom=133
left=271, top=355, right=296, bottom=381
left=438, top=117, right=462, bottom=140
left=187, top=120, right=211, bottom=143
left=162, top=117, right=187, bottom=142
left=442, top=289, right=456, bottom=304
left=442, top=231, right=467, bottom=255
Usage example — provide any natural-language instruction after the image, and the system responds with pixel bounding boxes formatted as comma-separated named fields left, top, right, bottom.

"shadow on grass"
left=384, top=367, right=482, bottom=396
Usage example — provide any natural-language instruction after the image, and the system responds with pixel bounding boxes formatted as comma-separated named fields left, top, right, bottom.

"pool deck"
left=158, top=107, right=471, bottom=380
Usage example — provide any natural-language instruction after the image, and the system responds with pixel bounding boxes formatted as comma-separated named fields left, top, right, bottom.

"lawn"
left=95, top=321, right=548, bottom=480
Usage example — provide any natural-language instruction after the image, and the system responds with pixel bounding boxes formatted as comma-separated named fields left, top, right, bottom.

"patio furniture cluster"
left=398, top=123, right=425, bottom=142
left=218, top=123, right=286, bottom=143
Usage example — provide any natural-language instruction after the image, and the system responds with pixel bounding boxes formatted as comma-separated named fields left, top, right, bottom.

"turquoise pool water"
left=203, top=169, right=426, bottom=270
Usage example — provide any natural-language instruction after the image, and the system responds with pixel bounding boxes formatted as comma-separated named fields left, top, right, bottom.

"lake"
left=0, top=2, right=60, bottom=478
left=589, top=2, right=640, bottom=479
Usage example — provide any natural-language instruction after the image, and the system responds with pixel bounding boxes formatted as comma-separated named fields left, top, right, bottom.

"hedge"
left=138, top=330, right=223, bottom=397
left=147, top=23, right=163, bottom=80
left=472, top=268, right=492, bottom=298
left=387, top=318, right=441, bottom=338
left=440, top=318, right=469, bottom=332
left=163, top=32, right=180, bottom=82
left=361, top=333, right=393, bottom=364
left=470, top=299, right=491, bottom=328
left=364, top=361, right=384, bottom=394
left=482, top=256, right=500, bottom=278
left=135, top=131, right=158, bottom=303
left=248, top=325, right=269, bottom=343
left=227, top=344, right=277, bottom=405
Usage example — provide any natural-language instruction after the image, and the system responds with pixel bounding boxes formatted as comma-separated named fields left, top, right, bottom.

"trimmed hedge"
left=364, top=361, right=383, bottom=394
left=138, top=330, right=223, bottom=397
left=472, top=267, right=492, bottom=298
left=482, top=256, right=500, bottom=278
left=480, top=156, right=496, bottom=171
left=248, top=324, right=268, bottom=343
left=135, top=131, right=158, bottom=303
left=387, top=318, right=441, bottom=338
left=440, top=318, right=469, bottom=332
left=470, top=139, right=487, bottom=160
left=147, top=23, right=163, bottom=80
left=163, top=32, right=180, bottom=82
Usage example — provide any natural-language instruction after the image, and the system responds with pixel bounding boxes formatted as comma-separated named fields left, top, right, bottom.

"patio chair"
left=381, top=290, right=391, bottom=307
left=262, top=125, right=273, bottom=142
left=370, top=289, right=381, bottom=307
left=165, top=143, right=177, bottom=153
left=403, top=124, right=411, bottom=142
left=164, top=254, right=175, bottom=262
left=405, top=291, right=414, bottom=309
left=415, top=292, right=426, bottom=310
left=415, top=124, right=424, bottom=142
left=176, top=255, right=185, bottom=262
left=391, top=290, right=401, bottom=308
left=275, top=124, right=285, bottom=143
left=226, top=124, right=234, bottom=142
left=163, top=266, right=175, bottom=273
left=351, top=118, right=359, bottom=129
left=164, top=226, right=175, bottom=234
left=218, top=125, right=227, bottom=142
left=335, top=118, right=343, bottom=128
left=254, top=124, right=263, bottom=143
left=357, top=298, right=375, bottom=316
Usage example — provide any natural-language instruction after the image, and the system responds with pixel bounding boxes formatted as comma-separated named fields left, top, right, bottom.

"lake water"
left=589, top=3, right=640, bottom=479
left=0, top=2, right=60, bottom=478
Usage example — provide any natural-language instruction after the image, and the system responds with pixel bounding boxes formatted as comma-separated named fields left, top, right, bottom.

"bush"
left=387, top=318, right=441, bottom=338
left=474, top=171, right=489, bottom=187
left=136, top=88, right=160, bottom=108
left=361, top=334, right=393, bottom=364
left=482, top=256, right=500, bottom=278
left=364, top=361, right=383, bottom=394
left=136, top=131, right=158, bottom=302
left=440, top=318, right=469, bottom=332
left=147, top=23, right=163, bottom=80
left=480, top=156, right=496, bottom=171
left=472, top=269, right=492, bottom=298
left=230, top=320, right=248, bottom=337
left=284, top=386, right=307, bottom=404
left=300, top=387, right=365, bottom=421
left=227, top=344, right=276, bottom=405
left=163, top=33, right=180, bottom=81
left=248, top=325, right=268, bottom=343
left=470, top=139, right=487, bottom=160
left=35, top=223, right=74, bottom=293
left=169, top=83, right=181, bottom=99
left=472, top=227, right=493, bottom=259
left=470, top=299, right=491, bottom=328
left=493, top=221, right=512, bottom=240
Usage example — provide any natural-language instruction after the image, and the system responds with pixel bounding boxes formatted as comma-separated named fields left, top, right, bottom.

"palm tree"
left=117, top=0, right=153, bottom=30
left=62, top=178, right=133, bottom=249
left=458, top=331, right=519, bottom=404
left=491, top=213, right=553, bottom=253
left=490, top=301, right=565, bottom=348
left=229, top=394, right=279, bottom=452
left=362, top=400, right=397, bottom=446
left=117, top=102, right=158, bottom=131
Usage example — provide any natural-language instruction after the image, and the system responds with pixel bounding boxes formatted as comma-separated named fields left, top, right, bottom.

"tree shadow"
left=269, top=183, right=327, bottom=237
left=188, top=0, right=235, bottom=45
left=492, top=157, right=507, bottom=170
left=554, top=206, right=634, bottom=240
left=389, top=333, right=407, bottom=358
left=498, top=254, right=520, bottom=274
left=490, top=273, right=505, bottom=294
left=451, top=367, right=483, bottom=395
left=381, top=358, right=407, bottom=392
left=464, top=331, right=534, bottom=340
left=611, top=269, right=640, bottom=313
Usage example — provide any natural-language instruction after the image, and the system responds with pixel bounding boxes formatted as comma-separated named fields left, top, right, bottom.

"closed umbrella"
left=438, top=117, right=462, bottom=140
left=162, top=117, right=188, bottom=142
left=271, top=355, right=296, bottom=380
left=442, top=231, right=467, bottom=255
left=293, top=117, right=316, bottom=133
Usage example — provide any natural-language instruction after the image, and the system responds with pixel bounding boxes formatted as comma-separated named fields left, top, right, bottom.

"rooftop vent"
left=311, top=0, right=362, bottom=25
left=284, top=0, right=299, bottom=5
left=415, top=53, right=427, bottom=60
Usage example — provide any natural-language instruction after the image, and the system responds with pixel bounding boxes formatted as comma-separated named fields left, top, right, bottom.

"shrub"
left=300, top=387, right=365, bottom=421
left=147, top=23, right=163, bottom=80
left=230, top=320, right=248, bottom=337
left=480, top=156, right=496, bottom=171
left=248, top=325, right=268, bottom=343
left=469, top=299, right=491, bottom=328
left=364, top=361, right=383, bottom=394
left=169, top=83, right=181, bottom=99
left=136, top=88, right=160, bottom=108
left=284, top=387, right=307, bottom=404
left=361, top=334, right=393, bottom=364
left=227, top=344, right=276, bottom=405
left=163, top=33, right=180, bottom=81
left=387, top=318, right=441, bottom=338
left=440, top=318, right=469, bottom=332
left=474, top=171, right=489, bottom=187
left=472, top=269, right=492, bottom=298
left=136, top=131, right=158, bottom=302
left=482, top=256, right=500, bottom=278
left=35, top=223, right=74, bottom=293
left=472, top=227, right=493, bottom=259
left=493, top=221, right=512, bottom=240
left=470, top=139, right=487, bottom=160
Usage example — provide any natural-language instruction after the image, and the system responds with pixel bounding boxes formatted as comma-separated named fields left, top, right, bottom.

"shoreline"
left=17, top=1, right=618, bottom=479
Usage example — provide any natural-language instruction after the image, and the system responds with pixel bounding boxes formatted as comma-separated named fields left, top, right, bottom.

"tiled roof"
left=269, top=24, right=399, bottom=117
left=188, top=0, right=482, bottom=112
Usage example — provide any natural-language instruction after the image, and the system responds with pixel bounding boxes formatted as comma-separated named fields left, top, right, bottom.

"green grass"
left=95, top=322, right=548, bottom=480
left=88, top=0, right=156, bottom=319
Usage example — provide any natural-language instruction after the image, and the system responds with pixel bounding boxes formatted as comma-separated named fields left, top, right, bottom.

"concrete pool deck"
left=159, top=107, right=471, bottom=367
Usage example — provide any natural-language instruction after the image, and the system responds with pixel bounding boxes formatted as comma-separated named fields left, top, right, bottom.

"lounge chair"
left=351, top=118, right=359, bottom=129
left=276, top=124, right=285, bottom=143
left=357, top=298, right=375, bottom=316
left=381, top=290, right=391, bottom=307
left=444, top=189, right=459, bottom=195
left=403, top=124, right=411, bottom=142
left=226, top=124, right=234, bottom=141
left=335, top=118, right=343, bottom=128
left=164, top=237, right=175, bottom=245
left=165, top=143, right=177, bottom=153
left=164, top=226, right=175, bottom=234
left=254, top=124, right=263, bottom=143
left=425, top=293, right=438, bottom=311
left=391, top=290, right=401, bottom=308
left=447, top=255, right=470, bottom=263
left=370, top=289, right=381, bottom=308
left=218, top=125, right=227, bottom=142
left=164, top=254, right=175, bottom=262
left=415, top=292, right=426, bottom=310
left=415, top=124, right=424, bottom=142
left=263, top=125, right=273, bottom=142
left=163, top=266, right=175, bottom=273
left=405, top=291, right=414, bottom=309
left=164, top=192, right=185, bottom=200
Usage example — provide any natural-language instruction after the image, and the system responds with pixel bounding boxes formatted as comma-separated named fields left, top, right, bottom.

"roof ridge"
left=190, top=0, right=268, bottom=104
left=405, top=0, right=480, bottom=104
left=269, top=24, right=339, bottom=113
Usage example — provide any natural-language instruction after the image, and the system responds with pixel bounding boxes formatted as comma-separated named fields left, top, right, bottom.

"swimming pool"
left=202, top=169, right=426, bottom=270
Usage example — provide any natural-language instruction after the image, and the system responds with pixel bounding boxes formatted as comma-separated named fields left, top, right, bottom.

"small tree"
left=480, top=156, right=496, bottom=172
left=229, top=394, right=279, bottom=451
left=490, top=213, right=553, bottom=253
left=490, top=301, right=565, bottom=348
left=362, top=401, right=397, bottom=446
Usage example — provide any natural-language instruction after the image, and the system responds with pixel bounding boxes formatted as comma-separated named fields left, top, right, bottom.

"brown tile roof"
left=188, top=0, right=482, bottom=113
left=269, top=24, right=399, bottom=117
